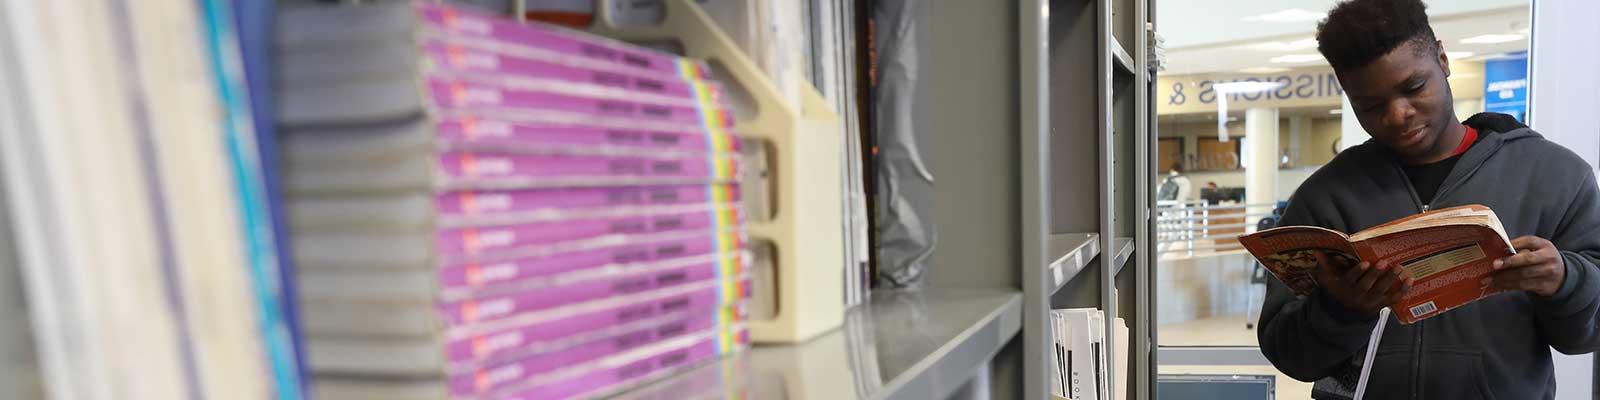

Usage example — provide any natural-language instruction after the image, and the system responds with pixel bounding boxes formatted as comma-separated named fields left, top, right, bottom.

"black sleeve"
left=1256, top=197, right=1382, bottom=381
left=1534, top=169, right=1600, bottom=354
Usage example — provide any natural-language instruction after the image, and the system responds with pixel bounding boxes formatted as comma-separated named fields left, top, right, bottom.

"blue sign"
left=1483, top=52, right=1528, bottom=122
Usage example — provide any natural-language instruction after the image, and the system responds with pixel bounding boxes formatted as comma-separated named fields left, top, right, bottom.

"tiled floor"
left=1158, top=315, right=1314, bottom=399
left=1159, top=315, right=1258, bottom=347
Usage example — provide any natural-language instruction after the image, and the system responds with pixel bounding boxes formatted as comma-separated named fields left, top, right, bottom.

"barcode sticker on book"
left=1409, top=301, right=1437, bottom=318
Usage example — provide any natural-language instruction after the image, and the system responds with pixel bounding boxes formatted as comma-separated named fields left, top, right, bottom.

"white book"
left=1091, top=311, right=1109, bottom=400
left=1114, top=317, right=1129, bottom=400
left=1050, top=310, right=1068, bottom=397
left=1057, top=308, right=1106, bottom=400
left=0, top=1, right=278, bottom=398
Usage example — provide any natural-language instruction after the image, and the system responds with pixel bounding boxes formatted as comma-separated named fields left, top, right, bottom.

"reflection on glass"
left=1153, top=1, right=1531, bottom=397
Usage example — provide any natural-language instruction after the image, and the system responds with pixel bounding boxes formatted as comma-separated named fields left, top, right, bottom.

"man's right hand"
left=1312, top=251, right=1412, bottom=320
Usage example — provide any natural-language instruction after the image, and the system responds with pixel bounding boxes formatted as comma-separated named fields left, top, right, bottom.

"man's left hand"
left=1492, top=236, right=1567, bottom=297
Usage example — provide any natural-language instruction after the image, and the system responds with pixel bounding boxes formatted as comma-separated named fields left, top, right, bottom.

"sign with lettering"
left=1483, top=52, right=1528, bottom=122
left=1159, top=67, right=1345, bottom=114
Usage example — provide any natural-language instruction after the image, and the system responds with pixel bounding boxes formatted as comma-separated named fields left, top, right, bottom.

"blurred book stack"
left=274, top=2, right=750, bottom=399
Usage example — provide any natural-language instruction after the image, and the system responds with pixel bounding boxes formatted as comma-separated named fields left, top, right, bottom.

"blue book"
left=199, top=0, right=307, bottom=397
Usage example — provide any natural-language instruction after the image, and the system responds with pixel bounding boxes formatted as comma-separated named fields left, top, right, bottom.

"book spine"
left=443, top=301, right=740, bottom=367
left=432, top=116, right=740, bottom=157
left=423, top=76, right=713, bottom=125
left=437, top=231, right=727, bottom=291
left=445, top=311, right=724, bottom=396
left=441, top=277, right=748, bottom=344
left=420, top=39, right=703, bottom=101
left=417, top=32, right=730, bottom=102
left=439, top=256, right=728, bottom=325
left=203, top=0, right=306, bottom=396
left=435, top=206, right=739, bottom=257
left=436, top=184, right=741, bottom=219
left=498, top=333, right=733, bottom=400
left=415, top=3, right=694, bottom=79
left=433, top=151, right=739, bottom=187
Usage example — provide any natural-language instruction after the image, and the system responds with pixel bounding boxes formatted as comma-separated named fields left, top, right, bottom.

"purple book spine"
left=434, top=208, right=731, bottom=257
left=437, top=259, right=723, bottom=326
left=445, top=313, right=718, bottom=396
left=419, top=39, right=700, bottom=100
left=441, top=300, right=736, bottom=368
left=415, top=3, right=689, bottom=78
left=423, top=78, right=709, bottom=125
left=439, top=280, right=740, bottom=344
left=437, top=233, right=723, bottom=291
left=434, top=184, right=740, bottom=219
left=499, top=337, right=723, bottom=400
left=432, top=117, right=740, bottom=156
left=432, top=151, right=736, bottom=185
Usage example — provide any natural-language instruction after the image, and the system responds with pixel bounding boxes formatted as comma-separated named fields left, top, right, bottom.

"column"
left=1288, top=115, right=1309, bottom=166
left=1340, top=95, right=1366, bottom=151
left=1245, top=107, right=1279, bottom=232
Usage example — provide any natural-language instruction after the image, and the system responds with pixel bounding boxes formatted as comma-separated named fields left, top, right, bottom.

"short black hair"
left=1316, top=0, right=1439, bottom=70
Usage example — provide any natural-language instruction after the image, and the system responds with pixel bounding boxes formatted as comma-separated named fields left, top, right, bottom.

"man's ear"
left=1437, top=40, right=1452, bottom=77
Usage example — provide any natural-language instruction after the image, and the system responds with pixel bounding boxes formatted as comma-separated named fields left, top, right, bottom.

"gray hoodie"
left=1257, top=113, right=1600, bottom=400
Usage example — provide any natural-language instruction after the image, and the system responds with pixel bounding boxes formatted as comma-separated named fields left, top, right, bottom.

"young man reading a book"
left=1256, top=0, right=1600, bottom=398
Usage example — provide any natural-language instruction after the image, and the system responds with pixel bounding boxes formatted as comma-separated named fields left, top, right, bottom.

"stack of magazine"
left=1051, top=309, right=1128, bottom=400
left=275, top=2, right=750, bottom=398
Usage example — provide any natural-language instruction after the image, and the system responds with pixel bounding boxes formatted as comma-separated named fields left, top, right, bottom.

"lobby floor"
left=1159, top=315, right=1313, bottom=399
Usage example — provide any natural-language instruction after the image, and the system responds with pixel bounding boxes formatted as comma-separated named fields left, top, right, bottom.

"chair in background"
left=1244, top=201, right=1287, bottom=330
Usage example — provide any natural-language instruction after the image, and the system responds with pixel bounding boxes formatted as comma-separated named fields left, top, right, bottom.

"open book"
left=1239, top=205, right=1516, bottom=324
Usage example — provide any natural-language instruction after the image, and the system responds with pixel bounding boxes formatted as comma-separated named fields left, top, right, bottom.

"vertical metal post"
left=1096, top=0, right=1117, bottom=396
left=1019, top=1, right=1052, bottom=398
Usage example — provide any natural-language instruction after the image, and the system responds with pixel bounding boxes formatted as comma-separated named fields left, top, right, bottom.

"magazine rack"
left=586, top=0, right=847, bottom=344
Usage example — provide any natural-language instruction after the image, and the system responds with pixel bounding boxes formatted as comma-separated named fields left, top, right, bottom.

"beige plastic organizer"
left=586, top=0, right=847, bottom=343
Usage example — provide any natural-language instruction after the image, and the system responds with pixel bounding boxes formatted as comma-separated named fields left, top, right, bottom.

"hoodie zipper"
left=1382, top=126, right=1504, bottom=398
left=1393, top=162, right=1427, bottom=400
left=1388, top=130, right=1501, bottom=400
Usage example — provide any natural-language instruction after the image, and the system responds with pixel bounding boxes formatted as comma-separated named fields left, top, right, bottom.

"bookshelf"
left=579, top=0, right=1153, bottom=398
left=581, top=0, right=1033, bottom=399
left=0, top=0, right=1157, bottom=398
left=1029, top=0, right=1157, bottom=398
left=610, top=289, right=1021, bottom=400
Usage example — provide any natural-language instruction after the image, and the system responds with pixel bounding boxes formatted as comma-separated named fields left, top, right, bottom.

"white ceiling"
left=1156, top=0, right=1531, bottom=75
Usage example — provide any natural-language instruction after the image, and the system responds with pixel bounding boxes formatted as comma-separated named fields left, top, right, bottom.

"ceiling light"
left=1238, top=67, right=1291, bottom=74
left=1244, top=38, right=1319, bottom=52
left=1244, top=9, right=1325, bottom=23
left=1270, top=54, right=1325, bottom=64
left=1461, top=34, right=1524, bottom=44
left=1446, top=51, right=1475, bottom=59
left=1329, top=109, right=1342, bottom=115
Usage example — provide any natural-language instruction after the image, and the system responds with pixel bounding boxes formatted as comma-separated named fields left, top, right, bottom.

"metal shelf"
left=610, top=288, right=1023, bottom=400
left=1048, top=233, right=1101, bottom=294
left=1112, top=237, right=1134, bottom=276
left=1111, top=37, right=1136, bottom=76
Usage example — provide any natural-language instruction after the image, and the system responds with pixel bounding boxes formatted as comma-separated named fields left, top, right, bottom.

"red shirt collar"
left=1452, top=125, right=1478, bottom=156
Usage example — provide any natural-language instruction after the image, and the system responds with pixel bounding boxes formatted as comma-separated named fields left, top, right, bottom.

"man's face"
left=1338, top=40, right=1456, bottom=161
